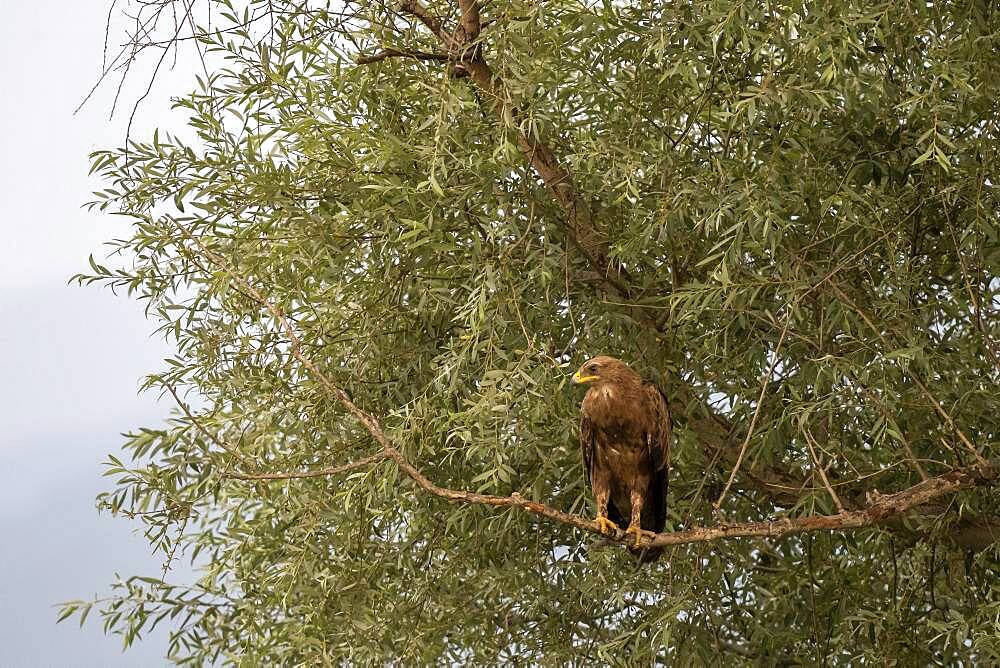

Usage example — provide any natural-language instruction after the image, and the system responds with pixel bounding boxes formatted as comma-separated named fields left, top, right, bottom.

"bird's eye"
left=588, top=364, right=599, bottom=373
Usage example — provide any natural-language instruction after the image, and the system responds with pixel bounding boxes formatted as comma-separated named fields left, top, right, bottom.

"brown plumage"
left=572, top=356, right=671, bottom=563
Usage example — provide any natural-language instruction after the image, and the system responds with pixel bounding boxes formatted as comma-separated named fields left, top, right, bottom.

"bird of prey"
left=572, top=356, right=671, bottom=562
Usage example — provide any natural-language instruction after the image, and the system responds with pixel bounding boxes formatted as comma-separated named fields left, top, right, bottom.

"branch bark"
left=226, top=438, right=999, bottom=548
left=646, top=460, right=997, bottom=547
left=393, top=0, right=612, bottom=273
left=356, top=48, right=451, bottom=65
left=397, top=0, right=457, bottom=48
left=456, top=0, right=481, bottom=41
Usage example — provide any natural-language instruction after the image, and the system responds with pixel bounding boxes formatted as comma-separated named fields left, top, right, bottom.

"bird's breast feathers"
left=583, top=385, right=646, bottom=427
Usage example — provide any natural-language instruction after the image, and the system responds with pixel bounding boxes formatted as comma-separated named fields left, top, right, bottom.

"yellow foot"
left=625, top=525, right=657, bottom=548
left=596, top=515, right=620, bottom=535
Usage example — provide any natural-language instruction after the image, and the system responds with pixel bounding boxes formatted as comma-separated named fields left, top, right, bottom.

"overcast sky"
left=0, top=2, right=203, bottom=664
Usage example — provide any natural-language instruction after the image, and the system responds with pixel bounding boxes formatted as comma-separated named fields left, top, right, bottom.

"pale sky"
left=0, top=2, right=202, bottom=664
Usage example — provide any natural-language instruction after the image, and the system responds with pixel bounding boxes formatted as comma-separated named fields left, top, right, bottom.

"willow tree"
left=63, top=0, right=1000, bottom=663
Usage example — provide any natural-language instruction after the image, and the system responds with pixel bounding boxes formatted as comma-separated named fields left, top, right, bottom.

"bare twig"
left=803, top=428, right=845, bottom=513
left=714, top=311, right=793, bottom=512
left=163, top=381, right=253, bottom=466
left=827, top=281, right=987, bottom=467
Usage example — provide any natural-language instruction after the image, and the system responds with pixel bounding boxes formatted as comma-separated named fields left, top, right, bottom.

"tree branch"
left=392, top=457, right=998, bottom=549
left=714, top=310, right=793, bottom=512
left=396, top=0, right=612, bottom=274
left=356, top=48, right=451, bottom=65
left=804, top=427, right=845, bottom=513
left=397, top=0, right=455, bottom=47
left=456, top=0, right=481, bottom=41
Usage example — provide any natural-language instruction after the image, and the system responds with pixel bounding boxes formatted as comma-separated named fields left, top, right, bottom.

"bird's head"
left=571, top=356, right=631, bottom=386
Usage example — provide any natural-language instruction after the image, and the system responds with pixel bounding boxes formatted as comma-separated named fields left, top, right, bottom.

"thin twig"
left=397, top=0, right=455, bottom=46
left=163, top=381, right=254, bottom=466
left=714, top=310, right=793, bottom=512
left=803, top=428, right=845, bottom=512
left=826, top=281, right=987, bottom=467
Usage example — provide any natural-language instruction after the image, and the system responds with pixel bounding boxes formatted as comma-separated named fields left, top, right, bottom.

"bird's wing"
left=639, top=380, right=672, bottom=542
left=643, top=381, right=672, bottom=473
left=580, top=411, right=595, bottom=488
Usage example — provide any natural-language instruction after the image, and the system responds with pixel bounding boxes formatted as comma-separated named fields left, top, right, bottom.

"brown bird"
left=572, top=356, right=671, bottom=562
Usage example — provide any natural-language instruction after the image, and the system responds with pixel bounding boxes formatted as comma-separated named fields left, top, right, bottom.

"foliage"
left=64, top=0, right=1000, bottom=663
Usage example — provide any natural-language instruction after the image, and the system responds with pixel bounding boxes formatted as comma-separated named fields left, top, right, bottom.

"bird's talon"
left=625, top=525, right=657, bottom=548
left=596, top=515, right=620, bottom=535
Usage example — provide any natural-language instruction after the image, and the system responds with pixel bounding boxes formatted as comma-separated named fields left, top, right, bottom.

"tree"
left=62, top=0, right=1000, bottom=663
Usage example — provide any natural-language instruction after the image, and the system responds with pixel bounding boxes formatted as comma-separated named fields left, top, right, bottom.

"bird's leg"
left=625, top=488, right=657, bottom=547
left=594, top=485, right=619, bottom=535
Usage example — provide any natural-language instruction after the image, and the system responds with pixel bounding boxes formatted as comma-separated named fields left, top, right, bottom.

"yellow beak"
left=572, top=370, right=600, bottom=384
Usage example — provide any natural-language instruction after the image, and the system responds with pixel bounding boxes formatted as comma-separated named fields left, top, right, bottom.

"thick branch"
left=431, top=459, right=998, bottom=549
left=226, top=442, right=1000, bottom=548
left=356, top=48, right=451, bottom=65
left=649, top=459, right=998, bottom=547
left=456, top=0, right=481, bottom=41
left=394, top=0, right=611, bottom=271
left=394, top=455, right=999, bottom=549
left=398, top=0, right=456, bottom=48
